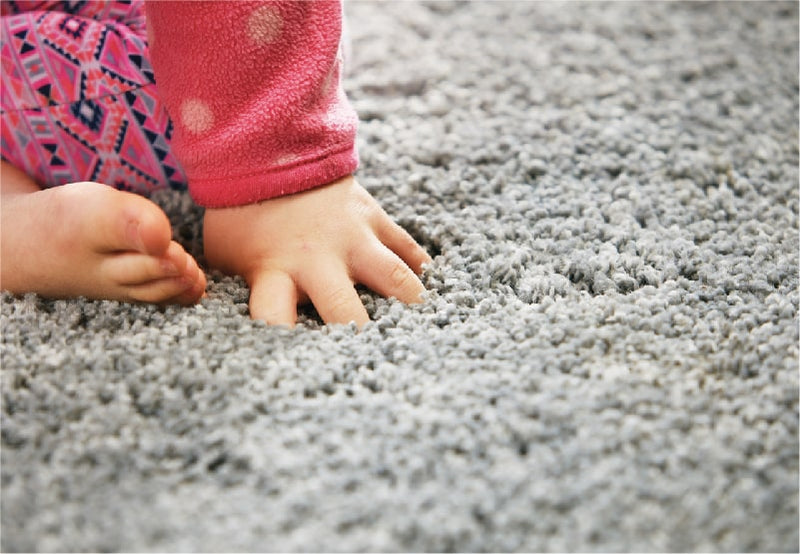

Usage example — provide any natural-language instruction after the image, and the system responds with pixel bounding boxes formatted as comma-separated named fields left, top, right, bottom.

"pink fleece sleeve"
left=145, top=1, right=358, bottom=208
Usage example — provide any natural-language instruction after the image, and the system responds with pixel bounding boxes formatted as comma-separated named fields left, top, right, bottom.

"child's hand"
left=203, top=176, right=431, bottom=327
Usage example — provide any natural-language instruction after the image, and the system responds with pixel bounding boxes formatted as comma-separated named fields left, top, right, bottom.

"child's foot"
left=0, top=178, right=206, bottom=305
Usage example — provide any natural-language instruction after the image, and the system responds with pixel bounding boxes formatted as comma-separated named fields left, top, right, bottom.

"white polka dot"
left=180, top=99, right=214, bottom=134
left=247, top=5, right=283, bottom=45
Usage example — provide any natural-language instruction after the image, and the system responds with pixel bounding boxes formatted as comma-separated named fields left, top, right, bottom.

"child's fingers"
left=352, top=240, right=425, bottom=305
left=248, top=268, right=298, bottom=327
left=301, top=261, right=368, bottom=327
left=375, top=217, right=432, bottom=275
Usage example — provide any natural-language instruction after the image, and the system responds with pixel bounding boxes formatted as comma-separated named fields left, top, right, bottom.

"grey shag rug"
left=2, top=1, right=798, bottom=551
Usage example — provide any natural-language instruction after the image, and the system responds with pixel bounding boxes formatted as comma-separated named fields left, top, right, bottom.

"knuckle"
left=388, top=260, right=413, bottom=290
left=354, top=194, right=375, bottom=219
left=324, top=285, right=355, bottom=314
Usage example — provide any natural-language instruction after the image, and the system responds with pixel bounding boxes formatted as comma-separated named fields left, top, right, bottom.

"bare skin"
left=0, top=165, right=428, bottom=326
left=0, top=161, right=206, bottom=305
left=204, top=176, right=431, bottom=327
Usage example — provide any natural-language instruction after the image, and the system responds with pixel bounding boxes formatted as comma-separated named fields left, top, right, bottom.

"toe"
left=161, top=262, right=207, bottom=306
left=177, top=248, right=203, bottom=284
left=126, top=276, right=195, bottom=304
left=170, top=270, right=207, bottom=306
left=123, top=243, right=206, bottom=305
left=68, top=183, right=173, bottom=255
left=100, top=242, right=188, bottom=286
left=130, top=201, right=172, bottom=255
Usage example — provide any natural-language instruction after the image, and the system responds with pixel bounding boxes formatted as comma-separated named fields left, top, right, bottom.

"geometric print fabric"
left=1, top=0, right=187, bottom=194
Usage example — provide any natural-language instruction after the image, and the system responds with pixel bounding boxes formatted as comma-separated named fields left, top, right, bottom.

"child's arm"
left=146, top=1, right=430, bottom=326
left=145, top=1, right=357, bottom=207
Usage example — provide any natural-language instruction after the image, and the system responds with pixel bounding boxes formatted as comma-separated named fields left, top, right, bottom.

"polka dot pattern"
left=180, top=99, right=214, bottom=134
left=247, top=5, right=284, bottom=45
left=142, top=0, right=359, bottom=206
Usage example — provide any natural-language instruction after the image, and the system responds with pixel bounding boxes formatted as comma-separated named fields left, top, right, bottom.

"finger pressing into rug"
left=248, top=268, right=299, bottom=326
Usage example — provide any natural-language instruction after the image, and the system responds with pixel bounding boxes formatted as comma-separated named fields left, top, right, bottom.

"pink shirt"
left=145, top=1, right=358, bottom=207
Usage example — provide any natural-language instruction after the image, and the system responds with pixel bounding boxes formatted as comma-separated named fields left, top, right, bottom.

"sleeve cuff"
left=187, top=146, right=359, bottom=208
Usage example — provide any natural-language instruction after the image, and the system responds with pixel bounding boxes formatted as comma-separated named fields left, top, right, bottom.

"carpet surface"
left=1, top=1, right=798, bottom=551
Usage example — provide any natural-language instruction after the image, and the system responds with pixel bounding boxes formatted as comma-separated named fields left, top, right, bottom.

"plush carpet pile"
left=2, top=1, right=798, bottom=551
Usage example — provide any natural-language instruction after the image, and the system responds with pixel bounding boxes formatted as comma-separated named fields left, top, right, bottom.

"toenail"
left=160, top=259, right=179, bottom=275
left=126, top=221, right=145, bottom=252
left=179, top=275, right=195, bottom=289
left=185, top=256, right=198, bottom=275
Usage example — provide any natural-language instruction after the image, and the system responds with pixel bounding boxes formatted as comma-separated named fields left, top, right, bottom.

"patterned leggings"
left=1, top=0, right=186, bottom=194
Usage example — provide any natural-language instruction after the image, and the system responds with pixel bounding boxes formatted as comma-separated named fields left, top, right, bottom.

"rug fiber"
left=1, top=1, right=798, bottom=551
